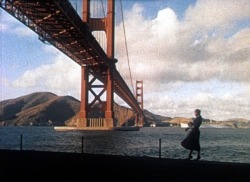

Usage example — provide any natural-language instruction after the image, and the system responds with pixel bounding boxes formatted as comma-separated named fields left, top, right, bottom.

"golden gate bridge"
left=0, top=0, right=144, bottom=130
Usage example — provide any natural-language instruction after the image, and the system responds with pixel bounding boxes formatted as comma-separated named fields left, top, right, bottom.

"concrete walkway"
left=1, top=150, right=249, bottom=182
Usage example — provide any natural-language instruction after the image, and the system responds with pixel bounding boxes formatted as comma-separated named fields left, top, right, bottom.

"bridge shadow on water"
left=1, top=149, right=249, bottom=182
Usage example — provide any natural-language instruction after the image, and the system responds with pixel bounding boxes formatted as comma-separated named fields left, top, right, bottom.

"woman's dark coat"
left=181, top=116, right=202, bottom=151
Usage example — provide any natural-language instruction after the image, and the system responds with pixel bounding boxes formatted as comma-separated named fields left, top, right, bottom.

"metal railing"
left=11, top=134, right=164, bottom=158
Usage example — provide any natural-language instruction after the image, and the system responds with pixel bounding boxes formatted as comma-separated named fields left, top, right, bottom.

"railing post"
left=159, top=138, right=161, bottom=158
left=20, top=134, right=23, bottom=151
left=81, top=136, right=84, bottom=154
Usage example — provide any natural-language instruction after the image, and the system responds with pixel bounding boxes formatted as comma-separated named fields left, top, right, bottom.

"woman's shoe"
left=186, top=155, right=192, bottom=160
left=196, top=156, right=201, bottom=160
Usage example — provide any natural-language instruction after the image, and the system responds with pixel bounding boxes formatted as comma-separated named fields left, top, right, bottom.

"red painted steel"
left=0, top=0, right=144, bottom=122
left=81, top=0, right=115, bottom=120
left=79, top=66, right=89, bottom=118
left=136, top=80, right=144, bottom=110
left=136, top=80, right=144, bottom=126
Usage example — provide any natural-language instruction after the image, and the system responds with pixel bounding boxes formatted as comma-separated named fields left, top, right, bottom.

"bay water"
left=0, top=127, right=249, bottom=163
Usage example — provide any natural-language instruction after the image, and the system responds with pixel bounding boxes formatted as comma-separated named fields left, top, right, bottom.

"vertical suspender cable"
left=100, top=0, right=105, bottom=16
left=100, top=0, right=106, bottom=51
left=119, top=0, right=135, bottom=95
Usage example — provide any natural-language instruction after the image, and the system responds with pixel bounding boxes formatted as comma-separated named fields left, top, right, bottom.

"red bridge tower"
left=77, top=0, right=116, bottom=129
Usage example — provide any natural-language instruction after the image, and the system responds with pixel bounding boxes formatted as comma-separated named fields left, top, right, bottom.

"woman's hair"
left=194, top=109, right=201, bottom=115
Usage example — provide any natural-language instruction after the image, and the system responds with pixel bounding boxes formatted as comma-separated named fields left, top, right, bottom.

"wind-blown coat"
left=181, top=116, right=202, bottom=151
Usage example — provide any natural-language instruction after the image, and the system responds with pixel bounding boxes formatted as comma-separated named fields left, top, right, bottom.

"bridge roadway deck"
left=1, top=149, right=249, bottom=182
left=0, top=0, right=142, bottom=114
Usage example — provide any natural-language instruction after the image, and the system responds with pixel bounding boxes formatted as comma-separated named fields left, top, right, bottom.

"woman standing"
left=181, top=109, right=202, bottom=160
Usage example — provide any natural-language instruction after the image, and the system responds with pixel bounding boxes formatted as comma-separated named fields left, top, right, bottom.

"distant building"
left=180, top=123, right=188, bottom=128
left=150, top=123, right=156, bottom=127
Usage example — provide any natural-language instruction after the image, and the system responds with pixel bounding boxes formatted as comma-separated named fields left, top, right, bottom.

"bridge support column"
left=77, top=66, right=89, bottom=128
left=136, top=80, right=144, bottom=126
left=105, top=66, right=114, bottom=127
left=105, top=0, right=115, bottom=128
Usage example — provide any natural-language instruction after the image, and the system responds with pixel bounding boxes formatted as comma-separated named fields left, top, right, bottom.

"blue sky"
left=1, top=0, right=250, bottom=120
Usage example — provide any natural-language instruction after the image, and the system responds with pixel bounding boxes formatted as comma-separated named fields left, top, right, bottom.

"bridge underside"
left=1, top=0, right=144, bottom=128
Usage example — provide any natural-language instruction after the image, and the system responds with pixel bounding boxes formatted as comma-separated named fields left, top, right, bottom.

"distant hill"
left=223, top=118, right=250, bottom=128
left=143, top=110, right=171, bottom=126
left=169, top=117, right=192, bottom=124
left=164, top=117, right=250, bottom=128
left=0, top=92, right=80, bottom=126
left=1, top=92, right=249, bottom=128
left=0, top=92, right=167, bottom=126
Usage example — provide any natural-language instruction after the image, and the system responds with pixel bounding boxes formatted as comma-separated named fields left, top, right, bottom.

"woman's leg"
left=196, top=151, right=201, bottom=160
left=188, top=150, right=193, bottom=159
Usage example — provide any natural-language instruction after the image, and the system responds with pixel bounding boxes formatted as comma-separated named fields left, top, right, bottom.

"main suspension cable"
left=119, top=0, right=135, bottom=95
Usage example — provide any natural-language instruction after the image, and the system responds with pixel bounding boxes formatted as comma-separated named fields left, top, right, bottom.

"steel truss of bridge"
left=0, top=0, right=143, bottom=117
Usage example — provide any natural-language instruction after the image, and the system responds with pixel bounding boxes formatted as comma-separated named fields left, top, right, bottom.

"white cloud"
left=144, top=81, right=250, bottom=120
left=116, top=2, right=250, bottom=85
left=3, top=1, right=250, bottom=120
left=183, top=0, right=250, bottom=35
left=12, top=47, right=81, bottom=98
left=0, top=10, right=36, bottom=37
left=114, top=1, right=250, bottom=120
